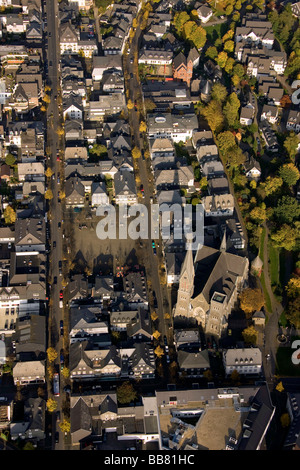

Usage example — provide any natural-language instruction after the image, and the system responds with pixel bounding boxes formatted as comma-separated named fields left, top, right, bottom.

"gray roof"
left=177, top=349, right=210, bottom=369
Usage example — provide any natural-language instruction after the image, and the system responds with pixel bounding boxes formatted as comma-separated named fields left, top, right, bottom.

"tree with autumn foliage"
left=242, top=325, right=258, bottom=345
left=239, top=288, right=265, bottom=316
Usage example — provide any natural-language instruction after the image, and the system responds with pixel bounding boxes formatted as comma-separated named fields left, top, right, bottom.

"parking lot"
left=63, top=205, right=144, bottom=276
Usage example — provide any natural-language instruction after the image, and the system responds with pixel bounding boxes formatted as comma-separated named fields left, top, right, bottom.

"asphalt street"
left=44, top=0, right=66, bottom=449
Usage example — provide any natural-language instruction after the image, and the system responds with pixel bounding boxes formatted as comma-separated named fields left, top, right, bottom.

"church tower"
left=173, top=248, right=195, bottom=322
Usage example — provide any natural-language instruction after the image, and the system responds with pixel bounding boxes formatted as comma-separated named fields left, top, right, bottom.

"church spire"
left=220, top=227, right=227, bottom=252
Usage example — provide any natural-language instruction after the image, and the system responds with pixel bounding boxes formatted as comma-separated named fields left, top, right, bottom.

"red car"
left=59, top=290, right=63, bottom=299
left=57, top=154, right=60, bottom=161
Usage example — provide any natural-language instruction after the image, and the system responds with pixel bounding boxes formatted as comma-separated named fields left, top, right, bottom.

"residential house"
left=12, top=360, right=45, bottom=385
left=63, top=93, right=83, bottom=120
left=138, top=47, right=173, bottom=66
left=10, top=398, right=46, bottom=441
left=244, top=155, right=261, bottom=181
left=292, top=2, right=300, bottom=18
left=64, top=146, right=88, bottom=162
left=14, top=217, right=45, bottom=253
left=102, top=35, right=123, bottom=55
left=60, top=21, right=79, bottom=54
left=165, top=251, right=185, bottom=285
left=92, top=55, right=123, bottom=81
left=126, top=309, right=152, bottom=343
left=122, top=343, right=156, bottom=379
left=69, top=307, right=109, bottom=345
left=149, top=137, right=175, bottom=160
left=110, top=309, right=139, bottom=332
left=260, top=104, right=278, bottom=124
left=92, top=275, right=114, bottom=301
left=147, top=113, right=198, bottom=142
left=208, top=177, right=229, bottom=195
left=235, top=15, right=274, bottom=49
left=123, top=271, right=148, bottom=308
left=4, top=14, right=26, bottom=34
left=64, top=120, right=83, bottom=142
left=68, top=274, right=89, bottom=304
left=259, top=120, right=279, bottom=151
left=240, top=105, right=255, bottom=126
left=224, top=218, right=245, bottom=250
left=114, top=171, right=137, bottom=205
left=174, top=328, right=201, bottom=351
left=154, top=166, right=194, bottom=191
left=14, top=315, right=46, bottom=361
left=177, top=349, right=210, bottom=377
left=201, top=159, right=225, bottom=180
left=283, top=392, right=300, bottom=450
left=17, top=162, right=44, bottom=181
left=202, top=194, right=235, bottom=218
left=102, top=71, right=124, bottom=93
left=197, top=4, right=213, bottom=23
left=65, top=176, right=85, bottom=208
left=69, top=341, right=121, bottom=380
left=286, top=109, right=300, bottom=133
left=223, top=348, right=262, bottom=376
left=88, top=93, right=126, bottom=121
left=91, top=181, right=109, bottom=206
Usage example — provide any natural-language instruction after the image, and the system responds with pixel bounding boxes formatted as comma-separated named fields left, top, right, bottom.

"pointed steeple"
left=179, top=247, right=194, bottom=287
left=220, top=228, right=227, bottom=252
left=174, top=248, right=195, bottom=320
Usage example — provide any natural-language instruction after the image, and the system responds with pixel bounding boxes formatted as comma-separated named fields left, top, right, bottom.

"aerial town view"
left=0, top=0, right=299, bottom=456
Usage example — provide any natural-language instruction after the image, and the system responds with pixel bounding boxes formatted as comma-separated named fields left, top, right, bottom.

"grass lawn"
left=276, top=339, right=300, bottom=377
left=268, top=242, right=280, bottom=288
left=203, top=22, right=227, bottom=43
left=258, top=227, right=272, bottom=313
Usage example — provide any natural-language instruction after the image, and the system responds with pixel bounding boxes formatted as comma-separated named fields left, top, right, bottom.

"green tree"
left=211, top=83, right=228, bottom=104
left=273, top=196, right=300, bottom=224
left=225, top=57, right=235, bottom=74
left=279, top=163, right=300, bottom=187
left=117, top=381, right=137, bottom=404
left=201, top=99, right=225, bottom=132
left=233, top=63, right=245, bottom=79
left=242, top=325, right=258, bottom=345
left=261, top=176, right=283, bottom=196
left=139, top=121, right=147, bottom=133
left=239, top=288, right=265, bottom=316
left=249, top=206, right=267, bottom=224
left=131, top=146, right=141, bottom=159
left=144, top=98, right=156, bottom=112
left=45, top=189, right=54, bottom=200
left=46, top=398, right=57, bottom=412
left=154, top=345, right=164, bottom=358
left=5, top=153, right=16, bottom=167
left=223, top=92, right=240, bottom=127
left=59, top=419, right=71, bottom=433
left=3, top=206, right=16, bottom=225
left=205, top=46, right=218, bottom=59
left=173, top=11, right=190, bottom=35
left=45, top=167, right=54, bottom=178
left=285, top=296, right=300, bottom=329
left=90, top=143, right=107, bottom=157
left=216, top=51, right=228, bottom=68
left=216, top=130, right=236, bottom=154
left=224, top=40, right=234, bottom=53
left=271, top=224, right=299, bottom=251
left=284, top=132, right=299, bottom=161
left=47, top=347, right=58, bottom=363
left=127, top=99, right=134, bottom=110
